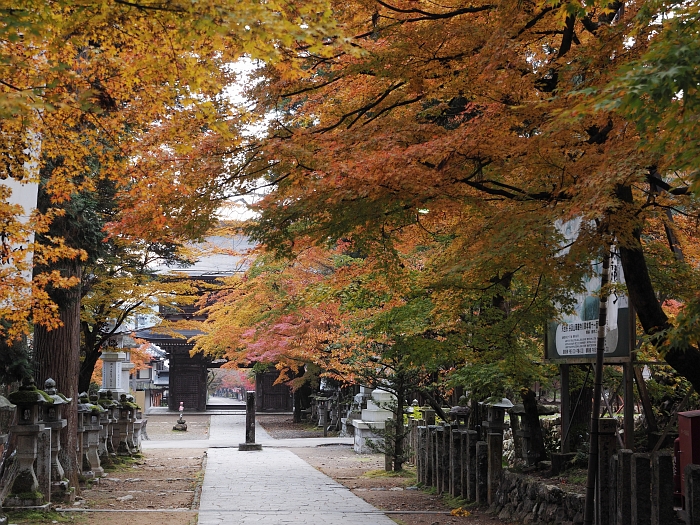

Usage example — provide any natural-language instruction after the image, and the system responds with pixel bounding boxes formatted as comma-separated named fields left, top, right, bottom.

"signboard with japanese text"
left=545, top=219, right=632, bottom=363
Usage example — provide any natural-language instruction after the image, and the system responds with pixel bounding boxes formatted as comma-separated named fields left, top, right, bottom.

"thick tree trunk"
left=78, top=344, right=101, bottom=394
left=520, top=387, right=547, bottom=463
left=616, top=185, right=700, bottom=393
left=33, top=259, right=82, bottom=489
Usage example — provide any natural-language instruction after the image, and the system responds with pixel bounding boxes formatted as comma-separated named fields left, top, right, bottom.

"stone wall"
left=493, top=471, right=585, bottom=525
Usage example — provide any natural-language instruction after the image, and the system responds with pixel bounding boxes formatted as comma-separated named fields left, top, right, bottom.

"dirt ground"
left=6, top=413, right=518, bottom=525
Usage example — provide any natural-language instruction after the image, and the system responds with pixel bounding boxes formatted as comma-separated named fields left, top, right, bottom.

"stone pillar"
left=476, top=440, right=488, bottom=505
left=441, top=424, right=450, bottom=494
left=466, top=430, right=477, bottom=502
left=597, top=418, right=617, bottom=525
left=651, top=451, right=674, bottom=525
left=35, top=429, right=51, bottom=503
left=450, top=428, right=461, bottom=497
left=239, top=391, right=262, bottom=451
left=686, top=464, right=700, bottom=525
left=616, top=449, right=633, bottom=525
left=417, top=425, right=426, bottom=484
left=435, top=426, right=444, bottom=493
left=429, top=425, right=437, bottom=488
left=100, top=352, right=126, bottom=397
left=631, top=453, right=651, bottom=525
left=487, top=432, right=503, bottom=505
left=410, top=419, right=419, bottom=465
left=77, top=401, right=88, bottom=476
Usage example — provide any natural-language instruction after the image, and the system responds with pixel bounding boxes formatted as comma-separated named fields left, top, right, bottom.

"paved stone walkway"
left=145, top=414, right=396, bottom=525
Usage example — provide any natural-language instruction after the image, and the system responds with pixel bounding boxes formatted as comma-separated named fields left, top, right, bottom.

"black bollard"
left=239, top=391, right=262, bottom=451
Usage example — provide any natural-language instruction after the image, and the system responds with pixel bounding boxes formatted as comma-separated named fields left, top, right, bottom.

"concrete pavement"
left=143, top=414, right=397, bottom=525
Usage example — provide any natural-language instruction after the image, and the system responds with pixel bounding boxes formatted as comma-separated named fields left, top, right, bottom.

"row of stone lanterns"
left=3, top=378, right=145, bottom=510
left=5, top=377, right=72, bottom=508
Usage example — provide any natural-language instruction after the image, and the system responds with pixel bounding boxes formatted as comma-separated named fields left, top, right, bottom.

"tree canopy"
left=0, top=0, right=340, bottom=340
left=190, top=0, right=700, bottom=397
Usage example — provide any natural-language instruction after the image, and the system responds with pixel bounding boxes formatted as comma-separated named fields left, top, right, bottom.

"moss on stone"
left=8, top=388, right=54, bottom=405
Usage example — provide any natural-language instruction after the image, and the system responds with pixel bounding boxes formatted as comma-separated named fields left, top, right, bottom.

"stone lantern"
left=97, top=391, right=118, bottom=463
left=126, top=394, right=143, bottom=453
left=482, top=398, right=513, bottom=436
left=115, top=393, right=132, bottom=455
left=6, top=377, right=48, bottom=506
left=42, top=379, right=70, bottom=485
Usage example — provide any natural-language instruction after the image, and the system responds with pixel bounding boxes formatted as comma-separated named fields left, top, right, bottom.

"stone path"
left=145, top=414, right=397, bottom=525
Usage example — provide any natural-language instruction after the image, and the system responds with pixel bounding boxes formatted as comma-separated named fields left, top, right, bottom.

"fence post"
left=597, top=418, right=617, bottom=525
left=428, top=425, right=437, bottom=488
left=435, top=426, right=444, bottom=493
left=417, top=425, right=426, bottom=484
left=686, top=464, right=700, bottom=525
left=476, top=440, right=488, bottom=505
left=450, top=428, right=461, bottom=497
left=466, top=429, right=477, bottom=502
left=487, top=432, right=503, bottom=505
left=441, top=424, right=450, bottom=493
left=651, top=451, right=675, bottom=525
left=631, top=453, right=651, bottom=525
left=616, top=449, right=633, bottom=525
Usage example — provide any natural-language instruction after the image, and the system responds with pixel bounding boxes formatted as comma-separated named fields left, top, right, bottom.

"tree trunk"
left=520, top=387, right=547, bottom=463
left=616, top=185, right=700, bottom=393
left=33, top=259, right=82, bottom=490
left=78, top=343, right=101, bottom=394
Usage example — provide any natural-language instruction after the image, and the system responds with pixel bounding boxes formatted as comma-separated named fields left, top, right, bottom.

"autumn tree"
left=230, top=0, right=700, bottom=402
left=2, top=0, right=341, bottom=486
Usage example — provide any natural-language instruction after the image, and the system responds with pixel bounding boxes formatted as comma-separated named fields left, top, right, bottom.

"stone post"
left=597, top=418, right=617, bottom=525
left=631, top=453, right=651, bottom=525
left=435, top=426, right=444, bottom=493
left=651, top=451, right=674, bottom=525
left=441, top=424, right=450, bottom=493
left=466, top=429, right=477, bottom=502
left=686, top=464, right=700, bottom=525
left=450, top=428, right=461, bottom=497
left=429, top=425, right=437, bottom=488
left=100, top=352, right=126, bottom=397
left=239, top=391, right=262, bottom=451
left=476, top=440, right=488, bottom=505
left=616, top=449, right=633, bottom=525
left=35, top=428, right=51, bottom=504
left=487, top=432, right=503, bottom=505
left=417, top=425, right=426, bottom=484
left=410, top=419, right=419, bottom=465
